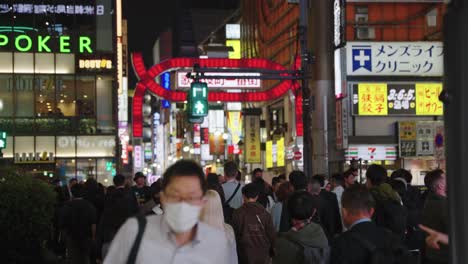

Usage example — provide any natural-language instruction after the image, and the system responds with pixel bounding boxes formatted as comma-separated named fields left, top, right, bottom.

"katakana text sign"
left=415, top=83, right=444, bottom=116
left=352, top=82, right=443, bottom=116
left=347, top=42, right=444, bottom=76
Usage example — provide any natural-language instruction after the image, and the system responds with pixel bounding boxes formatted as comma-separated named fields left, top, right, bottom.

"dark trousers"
left=66, top=237, right=91, bottom=264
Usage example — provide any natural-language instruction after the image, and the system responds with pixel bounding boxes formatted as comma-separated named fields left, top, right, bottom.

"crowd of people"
left=50, top=160, right=448, bottom=264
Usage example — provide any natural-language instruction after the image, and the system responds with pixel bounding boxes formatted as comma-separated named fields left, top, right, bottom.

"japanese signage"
left=398, top=121, right=444, bottom=157
left=415, top=83, right=444, bottom=116
left=0, top=4, right=105, bottom=16
left=0, top=131, right=6, bottom=149
left=188, top=82, right=208, bottom=118
left=245, top=115, right=261, bottom=163
left=277, top=138, right=285, bottom=167
left=336, top=98, right=349, bottom=149
left=133, top=145, right=143, bottom=172
left=226, top=24, right=240, bottom=39
left=226, top=40, right=241, bottom=59
left=160, top=72, right=171, bottom=108
left=345, top=146, right=397, bottom=161
left=352, top=83, right=443, bottom=116
left=227, top=112, right=243, bottom=145
left=209, top=134, right=225, bottom=155
left=346, top=42, right=443, bottom=76
left=177, top=72, right=261, bottom=89
left=333, top=0, right=346, bottom=48
left=0, top=34, right=93, bottom=53
left=266, top=141, right=273, bottom=169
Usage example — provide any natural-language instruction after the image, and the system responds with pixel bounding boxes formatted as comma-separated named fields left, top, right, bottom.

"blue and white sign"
left=160, top=72, right=170, bottom=108
left=346, top=42, right=444, bottom=76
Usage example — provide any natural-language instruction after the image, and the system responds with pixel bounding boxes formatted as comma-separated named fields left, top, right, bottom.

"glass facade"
left=0, top=0, right=117, bottom=186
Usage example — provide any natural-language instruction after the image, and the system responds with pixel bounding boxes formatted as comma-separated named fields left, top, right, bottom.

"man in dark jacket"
left=421, top=169, right=448, bottom=264
left=366, top=164, right=407, bottom=237
left=279, top=170, right=308, bottom=232
left=331, top=185, right=406, bottom=264
left=232, top=183, right=275, bottom=264
left=97, top=174, right=139, bottom=260
left=273, top=191, right=329, bottom=264
left=309, top=176, right=343, bottom=240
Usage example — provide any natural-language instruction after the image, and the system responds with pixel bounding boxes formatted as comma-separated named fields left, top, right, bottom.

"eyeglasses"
left=163, top=193, right=205, bottom=205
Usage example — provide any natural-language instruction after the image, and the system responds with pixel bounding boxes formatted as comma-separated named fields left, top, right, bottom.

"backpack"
left=283, top=234, right=330, bottom=264
left=373, top=199, right=408, bottom=236
left=350, top=230, right=414, bottom=264
left=223, top=183, right=241, bottom=223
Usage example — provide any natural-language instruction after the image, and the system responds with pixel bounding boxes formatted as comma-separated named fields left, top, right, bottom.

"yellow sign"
left=416, top=83, right=443, bottom=116
left=358, top=83, right=388, bottom=115
left=227, top=112, right=242, bottom=145
left=266, top=141, right=273, bottom=168
left=245, top=116, right=261, bottom=163
left=399, top=121, right=417, bottom=141
left=79, top=59, right=113, bottom=69
left=226, top=40, right=241, bottom=59
left=277, top=138, right=285, bottom=167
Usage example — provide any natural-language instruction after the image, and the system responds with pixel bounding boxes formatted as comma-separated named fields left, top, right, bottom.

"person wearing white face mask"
left=104, top=160, right=237, bottom=264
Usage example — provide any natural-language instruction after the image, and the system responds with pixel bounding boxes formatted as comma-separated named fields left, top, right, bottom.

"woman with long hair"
left=200, top=190, right=237, bottom=261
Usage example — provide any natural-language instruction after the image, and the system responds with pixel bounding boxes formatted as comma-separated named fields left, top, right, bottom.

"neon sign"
left=0, top=34, right=93, bottom=53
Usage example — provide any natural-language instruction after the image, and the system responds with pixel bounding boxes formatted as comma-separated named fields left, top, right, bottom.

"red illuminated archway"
left=131, top=52, right=302, bottom=137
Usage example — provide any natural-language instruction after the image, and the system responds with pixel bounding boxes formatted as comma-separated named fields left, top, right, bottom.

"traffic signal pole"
left=443, top=1, right=468, bottom=263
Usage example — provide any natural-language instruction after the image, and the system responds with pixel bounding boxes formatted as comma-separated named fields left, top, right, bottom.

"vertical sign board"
left=266, top=141, right=273, bottom=169
left=245, top=115, right=261, bottom=163
left=227, top=111, right=243, bottom=145
left=434, top=123, right=445, bottom=162
left=161, top=72, right=171, bottom=108
left=416, top=122, right=435, bottom=156
left=399, top=121, right=417, bottom=157
left=133, top=145, right=143, bottom=173
left=277, top=137, right=285, bottom=167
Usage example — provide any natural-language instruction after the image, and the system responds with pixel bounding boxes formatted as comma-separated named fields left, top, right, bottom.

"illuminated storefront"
left=0, top=0, right=117, bottom=184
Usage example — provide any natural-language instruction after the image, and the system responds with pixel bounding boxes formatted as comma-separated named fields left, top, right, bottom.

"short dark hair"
left=289, top=170, right=307, bottom=190
left=312, top=174, right=326, bottom=187
left=288, top=191, right=320, bottom=220
left=134, top=172, right=146, bottom=181
left=425, top=169, right=445, bottom=192
left=342, top=185, right=375, bottom=214
left=207, top=173, right=219, bottom=186
left=224, top=161, right=238, bottom=178
left=331, top=173, right=344, bottom=186
left=366, top=164, right=387, bottom=186
left=71, top=183, right=85, bottom=198
left=308, top=177, right=322, bottom=194
left=242, top=183, right=259, bottom=199
left=162, top=160, right=207, bottom=194
left=69, top=178, right=77, bottom=184
left=276, top=182, right=293, bottom=202
left=272, top=176, right=281, bottom=187
left=113, top=174, right=126, bottom=187
left=344, top=168, right=357, bottom=178
left=391, top=169, right=413, bottom=184
left=278, top=174, right=286, bottom=181
left=252, top=168, right=263, bottom=175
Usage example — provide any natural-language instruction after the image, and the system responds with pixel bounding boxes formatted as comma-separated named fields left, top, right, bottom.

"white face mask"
left=163, top=202, right=202, bottom=233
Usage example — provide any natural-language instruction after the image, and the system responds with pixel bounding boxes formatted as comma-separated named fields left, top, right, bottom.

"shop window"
left=14, top=136, right=34, bottom=157
left=56, top=75, right=76, bottom=116
left=76, top=135, right=115, bottom=157
left=76, top=76, right=95, bottom=118
left=97, top=158, right=115, bottom=186
left=56, top=136, right=76, bottom=158
left=15, top=118, right=35, bottom=134
left=14, top=53, right=34, bottom=73
left=55, top=54, right=75, bottom=74
left=0, top=53, right=13, bottom=73
left=3, top=137, right=13, bottom=158
left=77, top=158, right=97, bottom=181
left=56, top=159, right=77, bottom=183
left=96, top=77, right=114, bottom=133
left=79, top=118, right=97, bottom=134
left=36, top=136, right=55, bottom=157
left=35, top=54, right=55, bottom=74
left=36, top=118, right=56, bottom=134
left=0, top=118, right=13, bottom=134
left=35, top=75, right=56, bottom=117
left=15, top=75, right=34, bottom=117
left=0, top=75, right=13, bottom=117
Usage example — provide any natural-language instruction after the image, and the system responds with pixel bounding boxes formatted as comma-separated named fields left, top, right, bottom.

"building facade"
left=0, top=1, right=118, bottom=184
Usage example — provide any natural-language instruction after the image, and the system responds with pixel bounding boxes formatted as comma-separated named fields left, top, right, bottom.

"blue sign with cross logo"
left=352, top=45, right=372, bottom=72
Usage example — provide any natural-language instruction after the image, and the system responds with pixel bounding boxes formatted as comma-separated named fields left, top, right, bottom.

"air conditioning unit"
left=357, top=27, right=376, bottom=40
left=355, top=14, right=368, bottom=23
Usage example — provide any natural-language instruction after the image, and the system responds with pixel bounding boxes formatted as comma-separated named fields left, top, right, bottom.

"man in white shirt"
left=104, top=160, right=237, bottom=264
left=222, top=162, right=244, bottom=210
